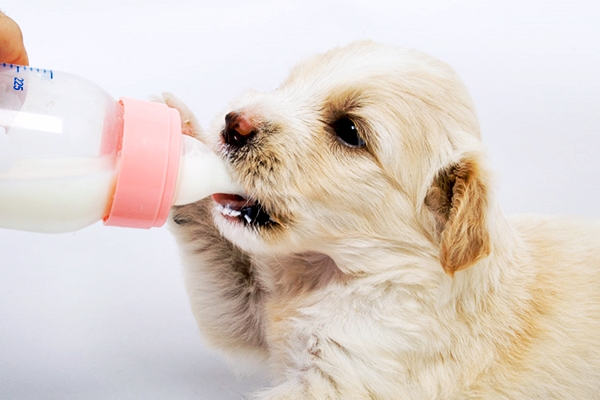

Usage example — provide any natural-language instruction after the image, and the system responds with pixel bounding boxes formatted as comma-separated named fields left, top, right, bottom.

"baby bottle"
left=0, top=63, right=238, bottom=233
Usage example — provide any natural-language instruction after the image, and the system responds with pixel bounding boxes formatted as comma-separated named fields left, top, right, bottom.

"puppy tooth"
left=219, top=204, right=242, bottom=218
left=227, top=209, right=242, bottom=217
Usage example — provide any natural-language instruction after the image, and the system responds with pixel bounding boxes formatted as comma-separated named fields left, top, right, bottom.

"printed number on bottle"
left=13, top=77, right=24, bottom=91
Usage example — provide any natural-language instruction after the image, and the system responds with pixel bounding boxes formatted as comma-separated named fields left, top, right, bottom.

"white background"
left=1, top=1, right=599, bottom=399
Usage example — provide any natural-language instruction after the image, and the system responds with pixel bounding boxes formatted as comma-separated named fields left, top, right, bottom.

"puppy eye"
left=332, top=117, right=365, bottom=147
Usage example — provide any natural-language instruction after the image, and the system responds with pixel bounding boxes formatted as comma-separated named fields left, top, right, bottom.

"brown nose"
left=223, top=111, right=255, bottom=147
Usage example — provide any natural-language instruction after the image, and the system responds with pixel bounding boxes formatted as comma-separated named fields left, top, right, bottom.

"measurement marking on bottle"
left=2, top=63, right=54, bottom=79
left=13, top=77, right=24, bottom=91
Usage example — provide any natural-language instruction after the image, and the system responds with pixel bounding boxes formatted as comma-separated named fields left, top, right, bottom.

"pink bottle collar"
left=104, top=97, right=181, bottom=229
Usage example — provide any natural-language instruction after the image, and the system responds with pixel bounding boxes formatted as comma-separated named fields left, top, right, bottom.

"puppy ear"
left=424, top=157, right=491, bottom=276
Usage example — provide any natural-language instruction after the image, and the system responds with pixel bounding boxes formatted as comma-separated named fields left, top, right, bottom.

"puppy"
left=169, top=41, right=600, bottom=399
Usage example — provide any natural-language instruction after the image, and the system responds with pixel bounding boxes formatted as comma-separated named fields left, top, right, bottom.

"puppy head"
left=204, top=41, right=490, bottom=274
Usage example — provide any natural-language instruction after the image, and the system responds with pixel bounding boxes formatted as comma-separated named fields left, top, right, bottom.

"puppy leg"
left=164, top=94, right=267, bottom=358
left=170, top=199, right=268, bottom=358
left=254, top=375, right=339, bottom=400
left=252, top=342, right=377, bottom=400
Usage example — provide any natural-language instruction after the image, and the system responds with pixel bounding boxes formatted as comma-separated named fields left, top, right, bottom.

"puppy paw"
left=157, top=92, right=205, bottom=140
left=252, top=386, right=309, bottom=400
left=252, top=373, right=340, bottom=400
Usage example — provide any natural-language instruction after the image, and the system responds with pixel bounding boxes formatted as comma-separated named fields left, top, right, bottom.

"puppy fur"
left=169, top=41, right=600, bottom=399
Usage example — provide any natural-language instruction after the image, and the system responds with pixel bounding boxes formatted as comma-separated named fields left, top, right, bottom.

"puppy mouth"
left=212, top=193, right=276, bottom=227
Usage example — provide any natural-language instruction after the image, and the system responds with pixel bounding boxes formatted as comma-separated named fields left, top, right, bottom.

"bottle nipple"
left=174, top=135, right=242, bottom=205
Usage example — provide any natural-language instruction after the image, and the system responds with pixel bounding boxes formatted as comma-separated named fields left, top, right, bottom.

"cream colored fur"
left=168, top=41, right=600, bottom=399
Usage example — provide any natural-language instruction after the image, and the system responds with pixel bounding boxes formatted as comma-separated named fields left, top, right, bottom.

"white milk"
left=0, top=157, right=117, bottom=233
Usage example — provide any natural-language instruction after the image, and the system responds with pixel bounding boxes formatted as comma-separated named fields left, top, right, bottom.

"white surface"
left=1, top=1, right=599, bottom=399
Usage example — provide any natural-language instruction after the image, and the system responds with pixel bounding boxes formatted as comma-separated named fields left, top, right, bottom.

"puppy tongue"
left=212, top=193, right=253, bottom=211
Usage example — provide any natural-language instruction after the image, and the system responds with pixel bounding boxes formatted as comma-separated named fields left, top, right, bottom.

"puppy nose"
left=223, top=111, right=255, bottom=147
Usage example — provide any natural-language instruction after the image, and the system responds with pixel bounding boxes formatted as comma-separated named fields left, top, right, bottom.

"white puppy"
left=169, top=41, right=600, bottom=399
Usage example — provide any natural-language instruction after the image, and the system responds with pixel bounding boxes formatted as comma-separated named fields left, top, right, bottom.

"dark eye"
left=332, top=117, right=365, bottom=147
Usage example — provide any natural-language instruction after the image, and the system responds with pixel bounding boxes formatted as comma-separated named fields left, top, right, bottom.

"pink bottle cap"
left=104, top=97, right=182, bottom=229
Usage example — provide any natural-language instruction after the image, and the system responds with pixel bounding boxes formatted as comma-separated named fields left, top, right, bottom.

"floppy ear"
left=424, top=157, right=491, bottom=276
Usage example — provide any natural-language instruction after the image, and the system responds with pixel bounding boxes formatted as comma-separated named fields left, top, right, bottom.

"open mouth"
left=212, top=193, right=275, bottom=227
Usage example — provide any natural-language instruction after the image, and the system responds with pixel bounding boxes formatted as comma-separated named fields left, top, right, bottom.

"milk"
left=0, top=157, right=117, bottom=233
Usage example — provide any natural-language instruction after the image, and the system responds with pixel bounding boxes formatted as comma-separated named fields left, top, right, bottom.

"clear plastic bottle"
left=0, top=63, right=238, bottom=233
